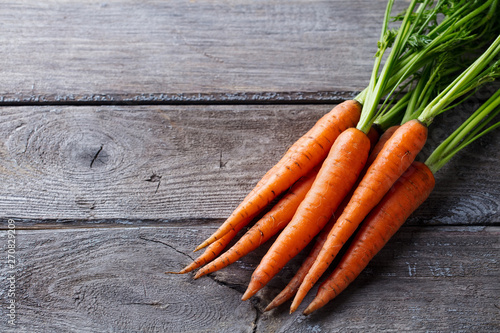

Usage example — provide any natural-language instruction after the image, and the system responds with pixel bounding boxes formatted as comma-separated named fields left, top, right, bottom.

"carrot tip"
left=264, top=302, right=277, bottom=312
left=194, top=238, right=212, bottom=252
left=241, top=288, right=255, bottom=301
left=289, top=295, right=304, bottom=314
left=193, top=245, right=203, bottom=252
left=164, top=271, right=182, bottom=274
left=302, top=303, right=317, bottom=316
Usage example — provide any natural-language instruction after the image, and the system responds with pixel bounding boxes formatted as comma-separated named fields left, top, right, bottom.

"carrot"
left=303, top=161, right=435, bottom=315
left=194, top=100, right=361, bottom=251
left=188, top=127, right=372, bottom=280
left=264, top=125, right=394, bottom=311
left=304, top=85, right=500, bottom=315
left=196, top=0, right=493, bottom=253
left=241, top=127, right=371, bottom=301
left=296, top=36, right=500, bottom=312
left=281, top=6, right=466, bottom=310
left=193, top=125, right=371, bottom=287
left=290, top=119, right=427, bottom=312
left=193, top=167, right=319, bottom=279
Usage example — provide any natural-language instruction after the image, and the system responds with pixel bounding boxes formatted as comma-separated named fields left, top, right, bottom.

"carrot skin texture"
left=291, top=119, right=427, bottom=313
left=265, top=125, right=389, bottom=311
left=195, top=101, right=362, bottom=251
left=193, top=167, right=319, bottom=279
left=304, top=161, right=435, bottom=315
left=242, top=127, right=371, bottom=301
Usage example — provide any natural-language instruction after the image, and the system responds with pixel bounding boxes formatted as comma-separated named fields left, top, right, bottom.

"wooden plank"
left=0, top=225, right=498, bottom=332
left=0, top=225, right=257, bottom=333
left=0, top=0, right=406, bottom=102
left=0, top=104, right=499, bottom=224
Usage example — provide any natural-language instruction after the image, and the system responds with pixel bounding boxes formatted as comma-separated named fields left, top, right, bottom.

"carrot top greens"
left=425, top=87, right=500, bottom=174
left=355, top=0, right=500, bottom=134
left=375, top=32, right=500, bottom=130
left=374, top=51, right=464, bottom=131
left=417, top=35, right=500, bottom=125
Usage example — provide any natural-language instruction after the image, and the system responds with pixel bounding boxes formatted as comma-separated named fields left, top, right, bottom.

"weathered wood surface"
left=1, top=104, right=499, bottom=224
left=0, top=0, right=407, bottom=104
left=0, top=0, right=499, bottom=332
left=0, top=225, right=498, bottom=333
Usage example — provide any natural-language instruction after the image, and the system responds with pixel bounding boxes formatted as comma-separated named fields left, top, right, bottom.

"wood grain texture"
left=0, top=104, right=498, bottom=224
left=0, top=0, right=406, bottom=102
left=0, top=226, right=256, bottom=333
left=0, top=225, right=498, bottom=332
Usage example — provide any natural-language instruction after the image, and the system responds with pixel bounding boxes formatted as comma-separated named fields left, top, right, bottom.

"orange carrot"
left=291, top=119, right=427, bottom=313
left=194, top=125, right=379, bottom=282
left=303, top=161, right=435, bottom=315
left=193, top=167, right=319, bottom=279
left=298, top=33, right=500, bottom=315
left=241, top=127, right=371, bottom=301
left=264, top=125, right=393, bottom=311
left=182, top=115, right=365, bottom=274
left=194, top=100, right=361, bottom=251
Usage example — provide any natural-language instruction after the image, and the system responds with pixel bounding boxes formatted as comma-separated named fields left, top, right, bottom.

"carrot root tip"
left=241, top=288, right=255, bottom=301
left=193, top=246, right=203, bottom=252
left=302, top=303, right=317, bottom=316
left=263, top=304, right=274, bottom=312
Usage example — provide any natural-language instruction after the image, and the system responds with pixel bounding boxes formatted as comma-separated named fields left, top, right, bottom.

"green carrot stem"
left=426, top=88, right=500, bottom=174
left=356, top=0, right=499, bottom=133
left=418, top=35, right=500, bottom=126
left=356, top=0, right=420, bottom=133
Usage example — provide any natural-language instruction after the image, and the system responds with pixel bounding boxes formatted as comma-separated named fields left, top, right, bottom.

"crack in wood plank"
left=138, top=235, right=195, bottom=262
left=144, top=172, right=162, bottom=193
left=89, top=144, right=104, bottom=168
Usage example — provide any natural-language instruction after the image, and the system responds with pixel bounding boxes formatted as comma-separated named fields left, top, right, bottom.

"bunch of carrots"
left=170, top=0, right=500, bottom=315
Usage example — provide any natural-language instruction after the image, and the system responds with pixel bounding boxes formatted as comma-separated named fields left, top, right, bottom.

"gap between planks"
left=0, top=91, right=358, bottom=106
left=0, top=220, right=496, bottom=232
left=0, top=219, right=222, bottom=231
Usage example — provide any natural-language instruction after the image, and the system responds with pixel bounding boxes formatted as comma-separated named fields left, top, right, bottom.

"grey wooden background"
left=0, top=1, right=498, bottom=332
